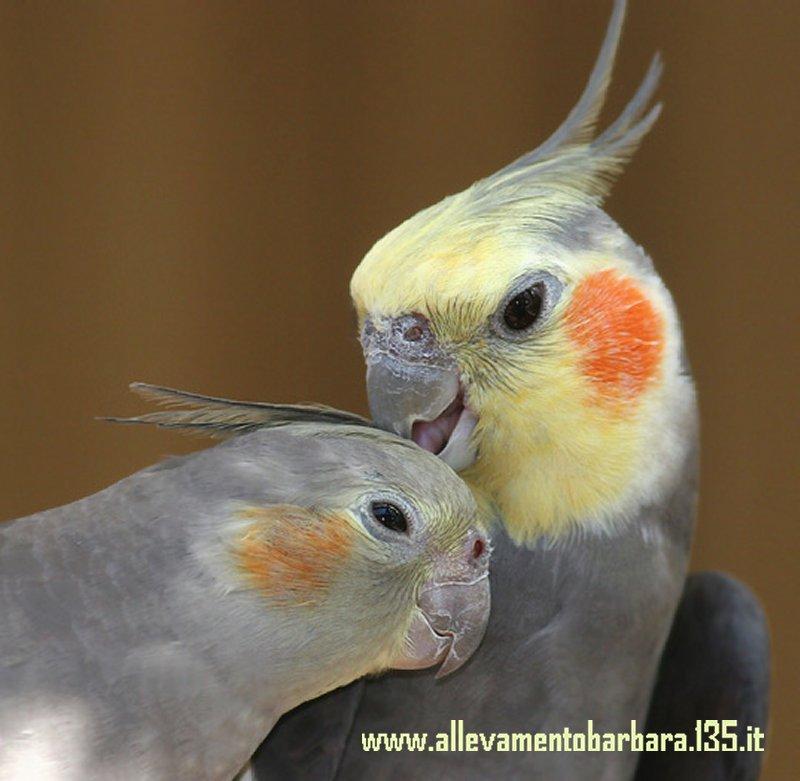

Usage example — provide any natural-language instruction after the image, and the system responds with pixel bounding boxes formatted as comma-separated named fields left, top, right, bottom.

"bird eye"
left=370, top=502, right=408, bottom=533
left=503, top=284, right=544, bottom=330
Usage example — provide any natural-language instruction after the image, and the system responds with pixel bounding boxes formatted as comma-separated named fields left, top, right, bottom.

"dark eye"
left=371, top=502, right=408, bottom=533
left=503, top=284, right=544, bottom=330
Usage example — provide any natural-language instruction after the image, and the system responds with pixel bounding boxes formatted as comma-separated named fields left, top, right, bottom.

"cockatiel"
left=0, top=386, right=491, bottom=781
left=254, top=1, right=770, bottom=779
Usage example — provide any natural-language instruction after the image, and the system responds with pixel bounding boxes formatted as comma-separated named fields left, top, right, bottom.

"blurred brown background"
left=0, top=0, right=797, bottom=776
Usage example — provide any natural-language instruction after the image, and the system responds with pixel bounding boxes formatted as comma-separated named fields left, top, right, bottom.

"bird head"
left=227, top=423, right=491, bottom=701
left=111, top=386, right=491, bottom=704
left=351, top=0, right=696, bottom=543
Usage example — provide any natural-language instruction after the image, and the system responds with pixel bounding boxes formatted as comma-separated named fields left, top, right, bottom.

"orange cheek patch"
left=235, top=505, right=354, bottom=606
left=565, top=269, right=664, bottom=403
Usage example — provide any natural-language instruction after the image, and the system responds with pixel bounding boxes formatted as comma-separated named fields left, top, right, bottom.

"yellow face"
left=352, top=222, right=687, bottom=542
left=349, top=0, right=685, bottom=542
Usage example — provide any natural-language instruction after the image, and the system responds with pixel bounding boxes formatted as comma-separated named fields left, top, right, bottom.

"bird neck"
left=463, top=367, right=696, bottom=544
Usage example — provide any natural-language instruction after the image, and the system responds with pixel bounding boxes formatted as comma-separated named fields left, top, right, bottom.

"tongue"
left=411, top=403, right=463, bottom=454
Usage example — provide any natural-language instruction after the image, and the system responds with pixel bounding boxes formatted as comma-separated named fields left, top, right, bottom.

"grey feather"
left=0, top=420, right=474, bottom=780
left=254, top=452, right=696, bottom=780
left=101, top=382, right=374, bottom=438
left=252, top=5, right=699, bottom=776
left=497, top=0, right=628, bottom=172
left=593, top=52, right=663, bottom=149
left=635, top=572, right=770, bottom=781
left=475, top=0, right=663, bottom=205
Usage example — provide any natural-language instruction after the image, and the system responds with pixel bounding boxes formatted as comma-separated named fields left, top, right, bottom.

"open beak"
left=362, top=315, right=478, bottom=471
left=363, top=315, right=490, bottom=675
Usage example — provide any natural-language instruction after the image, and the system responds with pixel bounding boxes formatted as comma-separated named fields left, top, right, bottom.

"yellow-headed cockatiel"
left=255, top=1, right=769, bottom=779
left=0, top=387, right=491, bottom=780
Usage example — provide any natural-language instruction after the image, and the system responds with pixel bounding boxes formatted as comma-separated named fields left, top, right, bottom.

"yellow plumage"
left=354, top=236, right=688, bottom=540
left=349, top=3, right=695, bottom=541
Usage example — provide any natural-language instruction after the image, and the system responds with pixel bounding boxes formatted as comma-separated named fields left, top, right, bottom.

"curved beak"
left=394, top=574, right=491, bottom=678
left=365, top=354, right=459, bottom=439
left=392, top=526, right=491, bottom=678
left=362, top=316, right=479, bottom=471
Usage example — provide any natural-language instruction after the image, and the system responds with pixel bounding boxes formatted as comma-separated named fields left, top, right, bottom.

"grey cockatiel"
left=253, top=1, right=770, bottom=779
left=0, top=387, right=491, bottom=781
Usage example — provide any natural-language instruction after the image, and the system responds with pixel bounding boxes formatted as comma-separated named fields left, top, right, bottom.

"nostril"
left=404, top=324, right=424, bottom=342
left=472, top=538, right=485, bottom=560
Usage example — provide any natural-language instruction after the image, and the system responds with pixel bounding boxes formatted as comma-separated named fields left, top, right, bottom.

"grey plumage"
left=477, top=0, right=662, bottom=207
left=102, top=382, right=373, bottom=437
left=635, top=572, right=771, bottom=781
left=0, top=414, right=486, bottom=780
left=255, top=422, right=698, bottom=780
left=252, top=0, right=770, bottom=778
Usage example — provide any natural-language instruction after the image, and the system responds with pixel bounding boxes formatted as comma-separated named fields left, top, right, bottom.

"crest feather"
left=356, top=0, right=665, bottom=268
left=476, top=0, right=661, bottom=207
left=101, top=382, right=374, bottom=438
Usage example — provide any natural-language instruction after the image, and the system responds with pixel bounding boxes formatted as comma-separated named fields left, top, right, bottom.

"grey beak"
left=361, top=315, right=478, bottom=469
left=394, top=573, right=491, bottom=678
left=393, top=528, right=491, bottom=677
left=365, top=354, right=460, bottom=439
left=421, top=574, right=491, bottom=678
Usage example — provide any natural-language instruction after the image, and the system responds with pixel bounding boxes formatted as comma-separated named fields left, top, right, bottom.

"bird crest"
left=358, top=0, right=661, bottom=268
